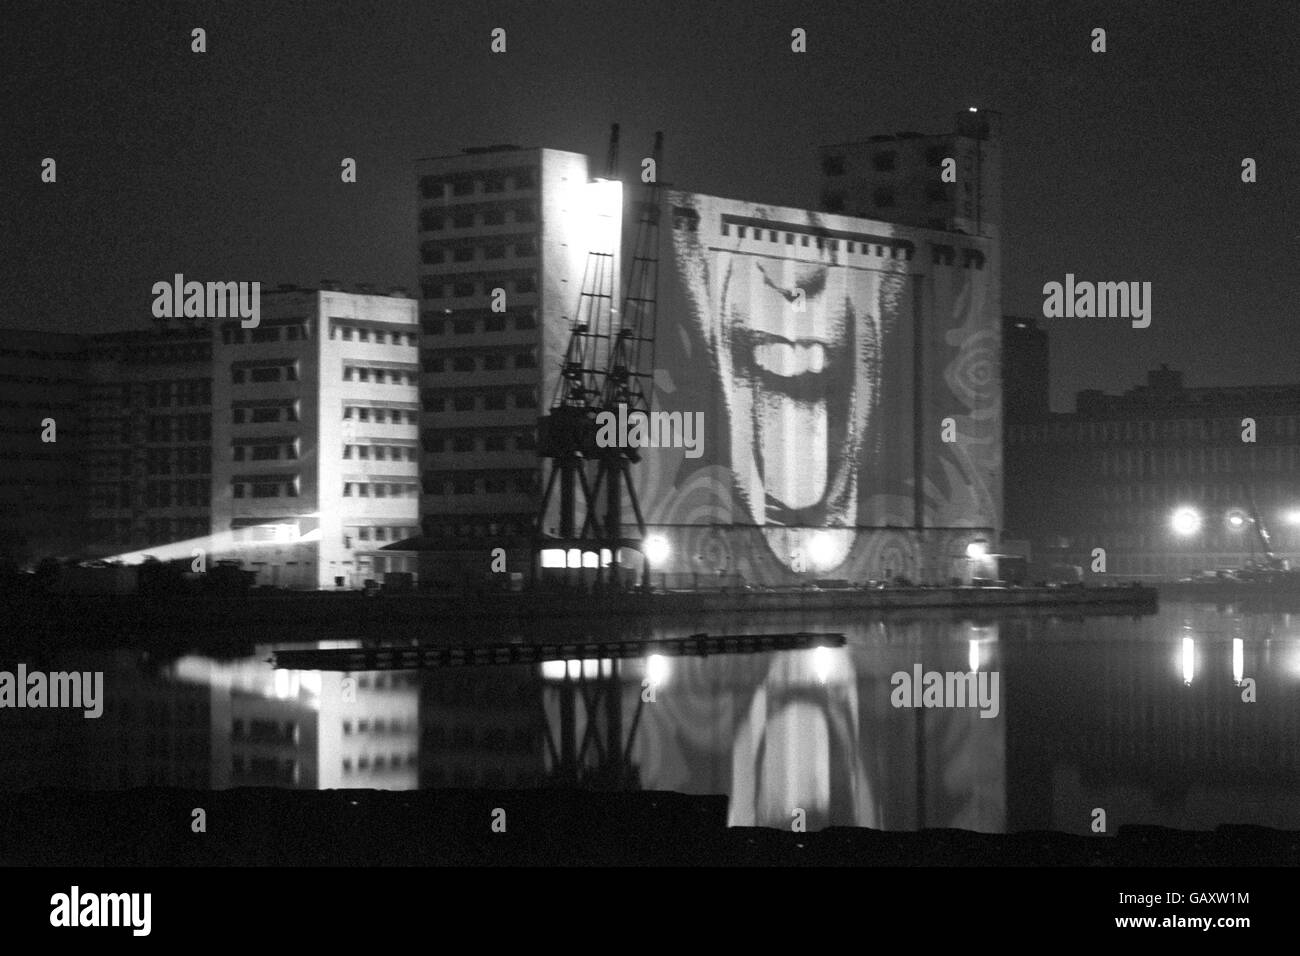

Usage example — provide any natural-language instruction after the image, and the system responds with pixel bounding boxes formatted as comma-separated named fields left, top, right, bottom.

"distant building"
left=816, top=110, right=1001, bottom=239
left=1005, top=365, right=1300, bottom=579
left=0, top=330, right=86, bottom=564
left=1001, top=315, right=1050, bottom=422
left=82, top=324, right=213, bottom=559
left=211, top=286, right=421, bottom=589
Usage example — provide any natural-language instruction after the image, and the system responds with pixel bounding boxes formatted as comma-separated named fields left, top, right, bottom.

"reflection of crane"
left=1244, top=499, right=1289, bottom=574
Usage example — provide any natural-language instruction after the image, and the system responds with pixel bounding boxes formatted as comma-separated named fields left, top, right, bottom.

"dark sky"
left=4, top=0, right=1297, bottom=410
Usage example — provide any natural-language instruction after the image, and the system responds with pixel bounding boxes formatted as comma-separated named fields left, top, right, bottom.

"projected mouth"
left=752, top=340, right=826, bottom=376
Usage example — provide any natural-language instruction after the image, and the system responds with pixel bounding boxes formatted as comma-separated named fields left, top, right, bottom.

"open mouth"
left=733, top=328, right=842, bottom=404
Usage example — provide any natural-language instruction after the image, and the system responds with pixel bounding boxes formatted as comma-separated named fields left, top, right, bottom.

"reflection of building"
left=413, top=146, right=612, bottom=587
left=319, top=670, right=420, bottom=789
left=816, top=110, right=1001, bottom=238
left=1005, top=365, right=1300, bottom=579
left=0, top=330, right=86, bottom=564
left=82, top=325, right=213, bottom=558
left=211, top=286, right=421, bottom=589
left=420, top=669, right=546, bottom=788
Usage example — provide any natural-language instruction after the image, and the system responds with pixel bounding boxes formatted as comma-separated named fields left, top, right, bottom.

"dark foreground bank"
left=0, top=788, right=1294, bottom=867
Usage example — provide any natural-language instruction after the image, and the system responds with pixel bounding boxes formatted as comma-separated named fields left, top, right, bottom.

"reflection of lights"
left=567, top=548, right=582, bottom=569
left=812, top=646, right=833, bottom=684
left=1226, top=509, right=1247, bottom=530
left=566, top=660, right=581, bottom=680
left=1171, top=507, right=1202, bottom=536
left=581, top=658, right=599, bottom=680
left=645, top=654, right=669, bottom=686
left=643, top=535, right=670, bottom=566
left=1233, top=637, right=1244, bottom=685
left=1182, top=636, right=1195, bottom=685
left=540, top=549, right=566, bottom=569
left=965, top=541, right=988, bottom=559
left=969, top=639, right=980, bottom=672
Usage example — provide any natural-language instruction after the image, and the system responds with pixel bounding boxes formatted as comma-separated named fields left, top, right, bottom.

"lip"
left=730, top=327, right=842, bottom=403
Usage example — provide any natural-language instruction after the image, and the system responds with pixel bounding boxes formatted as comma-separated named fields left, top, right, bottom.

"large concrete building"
left=210, top=285, right=421, bottom=589
left=1005, top=365, right=1300, bottom=579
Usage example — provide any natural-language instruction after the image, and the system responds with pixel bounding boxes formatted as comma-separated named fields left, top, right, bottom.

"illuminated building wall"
left=414, top=146, right=618, bottom=587
left=318, top=670, right=420, bottom=790
left=211, top=287, right=421, bottom=589
left=636, top=191, right=1001, bottom=587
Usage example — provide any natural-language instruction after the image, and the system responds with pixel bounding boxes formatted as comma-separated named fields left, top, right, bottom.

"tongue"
left=758, top=393, right=826, bottom=509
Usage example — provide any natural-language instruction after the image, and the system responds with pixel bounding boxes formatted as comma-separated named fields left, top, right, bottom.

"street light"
left=1171, top=507, right=1202, bottom=537
left=643, top=535, right=670, bottom=566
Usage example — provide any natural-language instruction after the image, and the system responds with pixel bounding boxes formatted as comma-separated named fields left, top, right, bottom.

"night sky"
left=5, top=0, right=1297, bottom=410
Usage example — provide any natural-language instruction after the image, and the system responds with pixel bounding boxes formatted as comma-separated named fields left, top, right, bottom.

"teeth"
left=753, top=342, right=826, bottom=377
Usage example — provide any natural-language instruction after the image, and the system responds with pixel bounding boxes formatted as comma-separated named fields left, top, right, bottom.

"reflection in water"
left=2, top=604, right=1299, bottom=833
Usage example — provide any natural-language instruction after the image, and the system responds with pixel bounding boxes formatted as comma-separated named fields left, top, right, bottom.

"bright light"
left=581, top=658, right=599, bottom=680
left=1182, top=636, right=1195, bottom=685
left=643, top=535, right=670, bottom=566
left=1233, top=637, right=1244, bottom=685
left=540, top=549, right=566, bottom=569
left=540, top=660, right=567, bottom=680
left=1285, top=511, right=1300, bottom=526
left=968, top=107, right=978, bottom=112
left=965, top=541, right=988, bottom=559
left=809, top=532, right=838, bottom=570
left=566, top=548, right=582, bottom=569
left=566, top=660, right=581, bottom=680
left=969, top=639, right=981, bottom=672
left=645, top=654, right=669, bottom=686
left=1226, top=509, right=1247, bottom=530
left=813, top=646, right=833, bottom=685
left=1171, top=507, right=1202, bottom=537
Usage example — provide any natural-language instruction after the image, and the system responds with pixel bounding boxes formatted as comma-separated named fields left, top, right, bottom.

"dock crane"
left=534, top=125, right=622, bottom=577
left=585, top=131, right=663, bottom=588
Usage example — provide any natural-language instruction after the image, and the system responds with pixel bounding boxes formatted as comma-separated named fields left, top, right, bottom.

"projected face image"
left=674, top=204, right=883, bottom=571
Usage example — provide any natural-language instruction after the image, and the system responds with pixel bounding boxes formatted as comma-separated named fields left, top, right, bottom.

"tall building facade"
left=1005, top=366, right=1300, bottom=579
left=414, top=146, right=619, bottom=587
left=1002, top=315, right=1050, bottom=422
left=211, top=286, right=421, bottom=589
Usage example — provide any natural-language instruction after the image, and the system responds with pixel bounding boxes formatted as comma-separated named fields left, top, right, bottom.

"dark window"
left=452, top=178, right=474, bottom=196
left=514, top=241, right=535, bottom=257
left=453, top=435, right=474, bottom=453
left=453, top=246, right=475, bottom=263
left=452, top=355, right=476, bottom=372
left=872, top=151, right=896, bottom=172
left=420, top=279, right=443, bottom=300
left=484, top=353, right=505, bottom=370
left=514, top=391, right=537, bottom=409
left=452, top=477, right=475, bottom=495
left=453, top=318, right=474, bottom=334
left=421, top=246, right=445, bottom=265
left=872, top=187, right=896, bottom=207
left=251, top=407, right=279, bottom=423
left=420, top=209, right=444, bottom=231
left=484, top=315, right=505, bottom=332
left=821, top=154, right=845, bottom=176
left=484, top=393, right=505, bottom=410
left=422, top=353, right=445, bottom=373
left=453, top=394, right=475, bottom=411
left=420, top=176, right=443, bottom=199
left=513, top=169, right=535, bottom=189
left=516, top=277, right=536, bottom=294
left=453, top=282, right=475, bottom=298
left=484, top=435, right=506, bottom=452
left=483, top=208, right=506, bottom=226
left=514, top=205, right=535, bottom=223
left=514, top=312, right=536, bottom=330
left=514, top=351, right=536, bottom=369
left=452, top=212, right=474, bottom=228
left=516, top=430, right=537, bottom=451
left=485, top=244, right=506, bottom=260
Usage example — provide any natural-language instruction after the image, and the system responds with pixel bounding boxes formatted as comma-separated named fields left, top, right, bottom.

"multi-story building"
left=413, top=146, right=619, bottom=587
left=81, top=324, right=213, bottom=559
left=0, top=330, right=86, bottom=565
left=211, top=285, right=421, bottom=589
left=1001, top=315, right=1050, bottom=423
left=816, top=109, right=1001, bottom=239
left=1005, top=365, right=1300, bottom=579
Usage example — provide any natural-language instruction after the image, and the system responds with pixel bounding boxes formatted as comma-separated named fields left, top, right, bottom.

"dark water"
left=2, top=601, right=1297, bottom=834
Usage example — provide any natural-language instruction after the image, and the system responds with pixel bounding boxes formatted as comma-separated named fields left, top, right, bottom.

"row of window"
left=422, top=350, right=536, bottom=373
left=422, top=390, right=537, bottom=412
left=233, top=404, right=298, bottom=424
left=327, top=322, right=418, bottom=346
left=420, top=167, right=536, bottom=199
left=90, top=342, right=210, bottom=364
left=421, top=239, right=536, bottom=265
left=343, top=405, right=419, bottom=424
left=421, top=516, right=534, bottom=538
left=717, top=223, right=908, bottom=256
left=1010, top=417, right=1300, bottom=444
left=419, top=203, right=537, bottom=232
left=233, top=441, right=298, bottom=462
left=232, top=363, right=298, bottom=384
left=341, top=753, right=417, bottom=773
left=821, top=183, right=949, bottom=213
left=421, top=431, right=535, bottom=453
left=1099, top=482, right=1293, bottom=505
left=147, top=413, right=211, bottom=443
left=342, top=365, right=418, bottom=386
left=344, top=525, right=419, bottom=544
left=233, top=479, right=299, bottom=499
left=144, top=447, right=212, bottom=475
left=221, top=324, right=309, bottom=345
left=342, top=717, right=415, bottom=736
left=341, top=481, right=420, bottom=498
left=1098, top=446, right=1300, bottom=479
left=343, top=444, right=418, bottom=462
left=421, top=311, right=536, bottom=334
left=420, top=276, right=537, bottom=299
left=422, top=471, right=539, bottom=495
left=821, top=145, right=948, bottom=177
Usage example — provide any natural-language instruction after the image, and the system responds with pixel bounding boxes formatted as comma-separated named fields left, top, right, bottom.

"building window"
left=516, top=277, right=536, bottom=294
left=453, top=394, right=475, bottom=412
left=872, top=187, right=896, bottom=207
left=453, top=282, right=476, bottom=298
left=872, top=150, right=896, bottom=172
left=452, top=212, right=474, bottom=228
left=514, top=351, right=536, bottom=369
left=453, top=355, right=475, bottom=372
left=483, top=208, right=506, bottom=226
left=485, top=244, right=505, bottom=260
left=484, top=393, right=505, bottom=410
left=453, top=246, right=475, bottom=263
left=514, top=312, right=536, bottom=330
left=514, top=391, right=537, bottom=409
